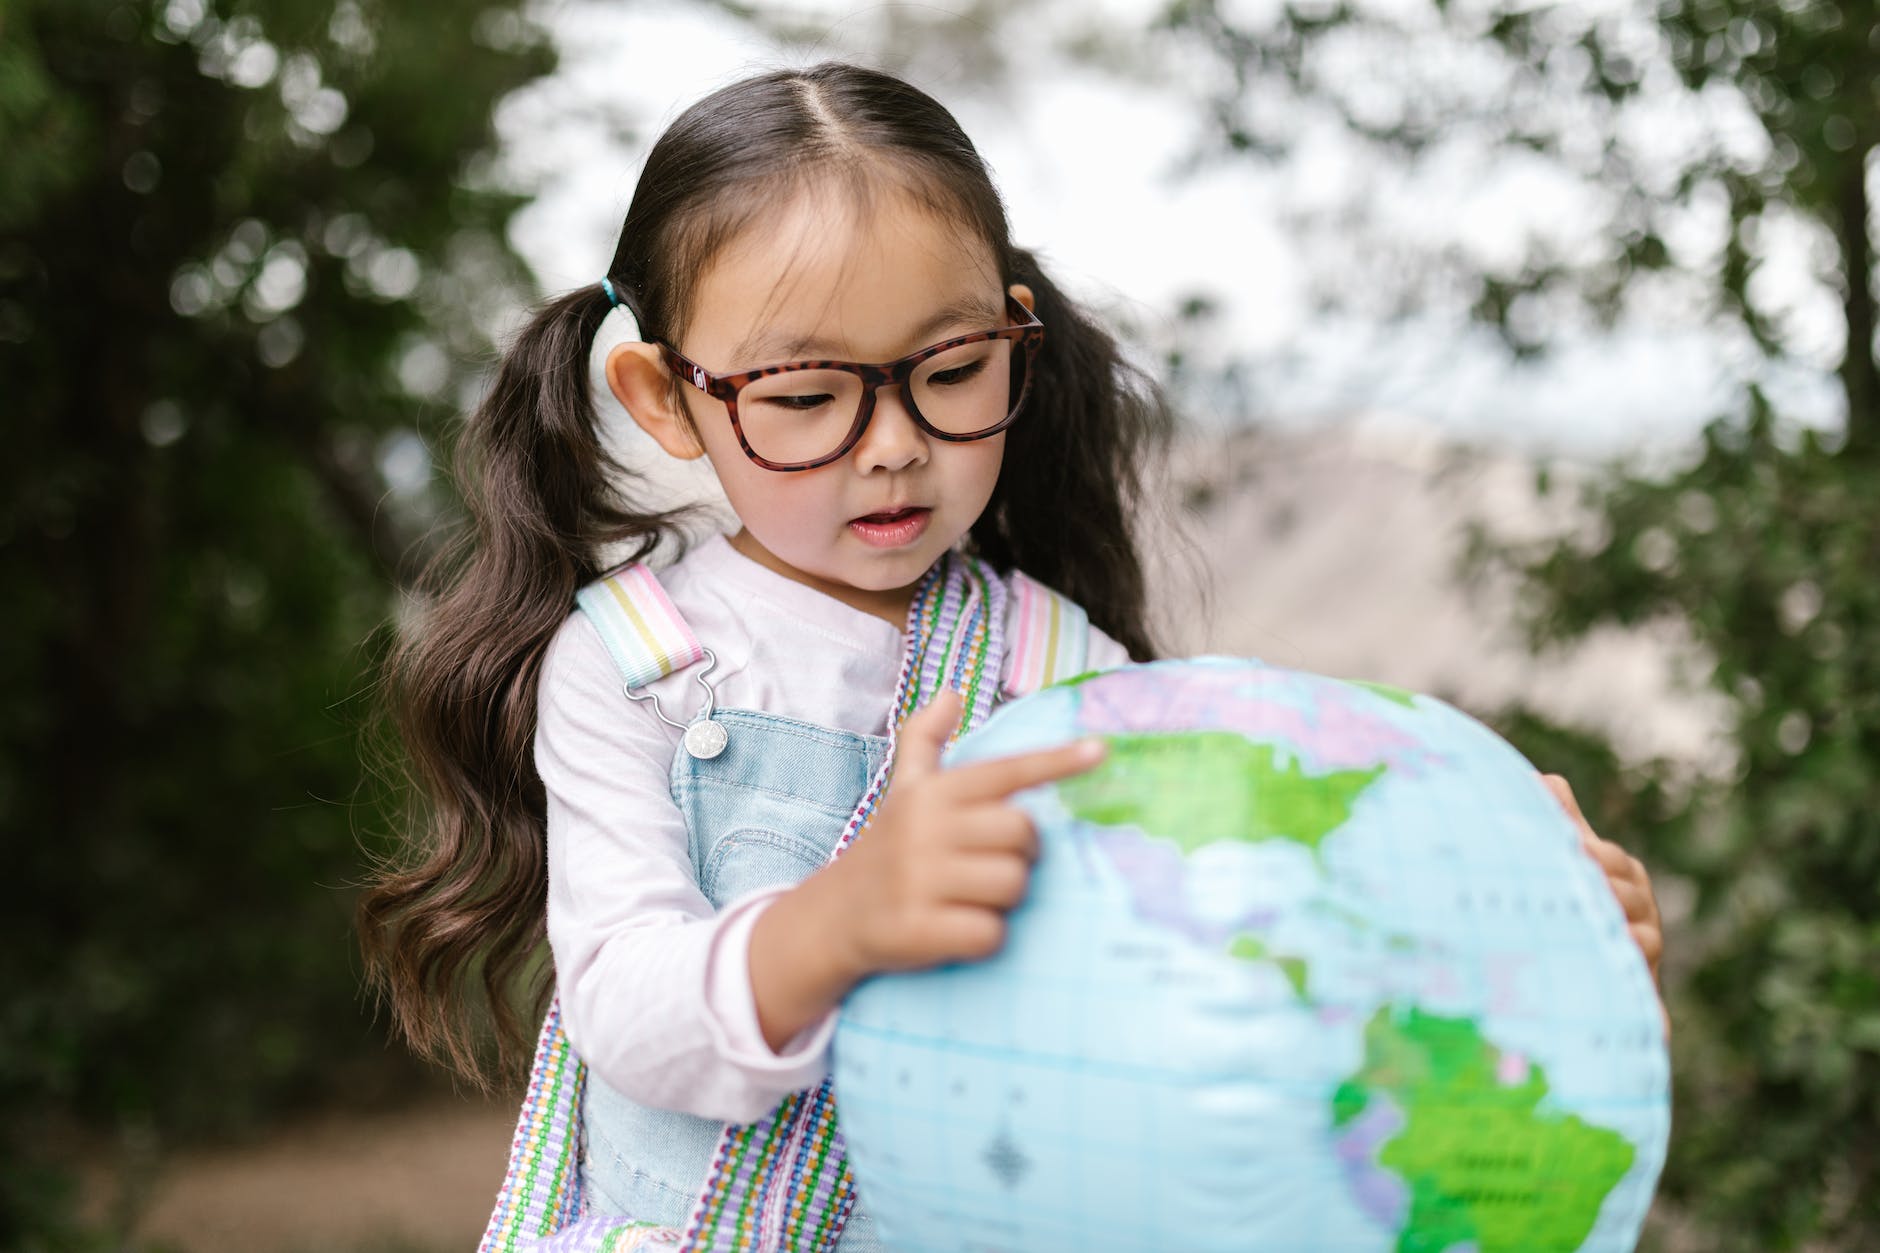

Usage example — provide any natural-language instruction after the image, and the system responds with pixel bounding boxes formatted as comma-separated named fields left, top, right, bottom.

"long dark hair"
left=358, top=61, right=1176, bottom=1086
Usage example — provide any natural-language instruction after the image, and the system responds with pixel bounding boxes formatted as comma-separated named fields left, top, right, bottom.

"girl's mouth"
left=848, top=506, right=932, bottom=548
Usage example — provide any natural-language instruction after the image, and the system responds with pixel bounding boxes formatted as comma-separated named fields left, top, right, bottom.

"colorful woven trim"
left=679, top=551, right=1008, bottom=1251
left=1001, top=570, right=1089, bottom=696
left=532, top=1215, right=683, bottom=1252
left=479, top=1000, right=589, bottom=1252
left=575, top=563, right=708, bottom=689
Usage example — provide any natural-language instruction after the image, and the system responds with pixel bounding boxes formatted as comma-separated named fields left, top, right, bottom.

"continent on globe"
left=1226, top=933, right=1311, bottom=1000
left=1058, top=731, right=1387, bottom=858
left=1332, top=1005, right=1638, bottom=1253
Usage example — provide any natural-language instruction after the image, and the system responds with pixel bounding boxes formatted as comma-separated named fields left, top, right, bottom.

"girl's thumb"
left=896, top=689, right=964, bottom=782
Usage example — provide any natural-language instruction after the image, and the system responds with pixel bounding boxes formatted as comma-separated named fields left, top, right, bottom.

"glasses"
left=659, top=292, right=1045, bottom=472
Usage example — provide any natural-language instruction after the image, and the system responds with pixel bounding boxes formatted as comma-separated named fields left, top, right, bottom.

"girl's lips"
left=848, top=506, right=932, bottom=548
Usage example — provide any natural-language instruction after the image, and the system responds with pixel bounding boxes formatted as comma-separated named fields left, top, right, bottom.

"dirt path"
left=82, top=1097, right=516, bottom=1252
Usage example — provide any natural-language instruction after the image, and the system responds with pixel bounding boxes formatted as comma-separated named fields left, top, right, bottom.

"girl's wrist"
left=747, top=864, right=872, bottom=1050
left=806, top=855, right=878, bottom=988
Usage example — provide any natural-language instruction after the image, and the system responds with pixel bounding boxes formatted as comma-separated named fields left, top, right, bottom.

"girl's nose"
left=853, top=384, right=929, bottom=473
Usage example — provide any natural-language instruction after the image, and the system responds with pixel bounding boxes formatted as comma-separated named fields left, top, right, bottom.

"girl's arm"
left=741, top=861, right=870, bottom=1051
left=538, top=613, right=835, bottom=1124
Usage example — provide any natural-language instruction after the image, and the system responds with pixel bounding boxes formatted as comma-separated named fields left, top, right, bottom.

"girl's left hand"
left=1540, top=773, right=1664, bottom=989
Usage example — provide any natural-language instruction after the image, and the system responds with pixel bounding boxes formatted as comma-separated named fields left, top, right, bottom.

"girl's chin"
left=827, top=550, right=939, bottom=590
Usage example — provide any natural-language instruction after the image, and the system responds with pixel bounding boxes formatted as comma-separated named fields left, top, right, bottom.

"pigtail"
left=358, top=284, right=688, bottom=1088
left=972, top=248, right=1176, bottom=661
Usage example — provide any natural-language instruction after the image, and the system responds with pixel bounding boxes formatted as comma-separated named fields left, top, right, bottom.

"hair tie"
left=596, top=276, right=644, bottom=345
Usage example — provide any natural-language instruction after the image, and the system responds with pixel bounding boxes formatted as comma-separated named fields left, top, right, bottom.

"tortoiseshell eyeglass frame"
left=658, top=292, right=1046, bottom=472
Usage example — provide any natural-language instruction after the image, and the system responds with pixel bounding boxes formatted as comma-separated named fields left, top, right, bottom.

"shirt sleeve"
left=537, top=611, right=835, bottom=1125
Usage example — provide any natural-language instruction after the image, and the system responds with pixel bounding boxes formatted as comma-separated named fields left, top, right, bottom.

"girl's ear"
left=605, top=342, right=706, bottom=460
left=1007, top=282, right=1036, bottom=315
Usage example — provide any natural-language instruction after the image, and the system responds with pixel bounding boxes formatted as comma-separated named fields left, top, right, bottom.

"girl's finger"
left=939, top=852, right=1033, bottom=910
left=894, top=690, right=963, bottom=787
left=1630, top=922, right=1664, bottom=975
left=1607, top=879, right=1656, bottom=924
left=948, top=806, right=1042, bottom=860
left=1581, top=832, right=1638, bottom=880
left=1540, top=772, right=1592, bottom=832
left=946, top=737, right=1106, bottom=802
left=928, top=904, right=1009, bottom=964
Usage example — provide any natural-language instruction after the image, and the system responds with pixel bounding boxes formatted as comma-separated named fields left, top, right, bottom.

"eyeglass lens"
left=736, top=337, right=1025, bottom=466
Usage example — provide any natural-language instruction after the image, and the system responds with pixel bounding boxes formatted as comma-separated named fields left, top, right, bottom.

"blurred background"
left=3, top=0, right=1875, bottom=1248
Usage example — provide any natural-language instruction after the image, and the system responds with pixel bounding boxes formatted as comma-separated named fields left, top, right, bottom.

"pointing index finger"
left=944, top=737, right=1108, bottom=802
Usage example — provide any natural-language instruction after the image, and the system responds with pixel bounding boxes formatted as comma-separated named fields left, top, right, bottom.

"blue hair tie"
left=600, top=277, right=621, bottom=308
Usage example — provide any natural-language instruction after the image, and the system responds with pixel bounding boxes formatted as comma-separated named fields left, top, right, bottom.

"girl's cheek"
left=725, top=472, right=835, bottom=543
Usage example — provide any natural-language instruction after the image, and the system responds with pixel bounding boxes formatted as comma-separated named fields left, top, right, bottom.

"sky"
left=493, top=0, right=1846, bottom=464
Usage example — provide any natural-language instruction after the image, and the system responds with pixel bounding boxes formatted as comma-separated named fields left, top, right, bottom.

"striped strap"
left=1001, top=571, right=1089, bottom=697
left=478, top=1001, right=590, bottom=1252
left=574, top=563, right=707, bottom=690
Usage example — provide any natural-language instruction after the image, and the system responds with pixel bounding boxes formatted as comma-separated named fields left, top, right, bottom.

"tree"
left=0, top=0, right=550, bottom=1241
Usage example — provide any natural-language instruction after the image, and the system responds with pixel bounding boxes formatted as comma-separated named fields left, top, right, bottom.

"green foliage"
left=0, top=0, right=551, bottom=1241
left=1495, top=3, right=1880, bottom=1243
left=1501, top=412, right=1880, bottom=1250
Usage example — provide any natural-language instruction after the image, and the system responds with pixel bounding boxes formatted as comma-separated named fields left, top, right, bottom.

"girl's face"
left=611, top=187, right=1032, bottom=625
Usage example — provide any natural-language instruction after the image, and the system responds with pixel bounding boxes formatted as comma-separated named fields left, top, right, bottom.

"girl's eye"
left=929, top=357, right=987, bottom=387
left=759, top=393, right=836, bottom=412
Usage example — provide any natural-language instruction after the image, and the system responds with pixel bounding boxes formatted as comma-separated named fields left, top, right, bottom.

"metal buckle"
left=623, top=647, right=727, bottom=759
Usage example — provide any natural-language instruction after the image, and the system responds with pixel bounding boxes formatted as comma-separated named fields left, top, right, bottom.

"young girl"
left=359, top=61, right=1663, bottom=1251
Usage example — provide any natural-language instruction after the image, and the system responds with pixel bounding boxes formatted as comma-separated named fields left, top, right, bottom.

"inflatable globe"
left=832, top=657, right=1670, bottom=1253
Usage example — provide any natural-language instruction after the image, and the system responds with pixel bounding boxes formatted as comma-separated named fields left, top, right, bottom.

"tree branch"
left=1839, top=142, right=1877, bottom=452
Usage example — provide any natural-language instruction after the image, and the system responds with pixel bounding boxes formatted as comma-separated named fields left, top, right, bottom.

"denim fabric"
left=581, top=708, right=890, bottom=1250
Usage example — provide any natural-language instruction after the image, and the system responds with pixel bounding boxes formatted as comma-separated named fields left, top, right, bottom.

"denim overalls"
left=579, top=708, right=893, bottom=1247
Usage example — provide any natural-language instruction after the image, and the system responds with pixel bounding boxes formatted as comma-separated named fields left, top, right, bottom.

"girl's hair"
left=358, top=61, right=1176, bottom=1086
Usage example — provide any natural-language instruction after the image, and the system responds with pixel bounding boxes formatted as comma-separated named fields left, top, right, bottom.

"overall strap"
left=1001, top=570, right=1089, bottom=698
left=479, top=1002, right=600, bottom=1252
left=573, top=561, right=708, bottom=690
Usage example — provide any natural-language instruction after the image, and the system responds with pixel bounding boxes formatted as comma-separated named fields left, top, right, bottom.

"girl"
left=358, top=61, right=1663, bottom=1252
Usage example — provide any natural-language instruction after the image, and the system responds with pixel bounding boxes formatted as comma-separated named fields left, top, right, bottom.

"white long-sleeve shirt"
left=537, top=533, right=1129, bottom=1123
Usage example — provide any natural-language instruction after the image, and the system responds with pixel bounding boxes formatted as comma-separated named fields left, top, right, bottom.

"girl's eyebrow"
left=730, top=293, right=1004, bottom=365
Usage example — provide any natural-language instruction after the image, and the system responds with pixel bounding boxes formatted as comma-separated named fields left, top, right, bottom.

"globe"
left=832, top=657, right=1670, bottom=1253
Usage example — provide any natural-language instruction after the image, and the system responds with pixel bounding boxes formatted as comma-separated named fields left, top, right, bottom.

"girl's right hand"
left=827, top=689, right=1107, bottom=979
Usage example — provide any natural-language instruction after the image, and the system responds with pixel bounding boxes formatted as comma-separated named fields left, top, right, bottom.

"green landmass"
left=1226, top=934, right=1311, bottom=999
left=1333, top=1006, right=1636, bottom=1253
left=1348, top=679, right=1421, bottom=709
left=1058, top=731, right=1386, bottom=856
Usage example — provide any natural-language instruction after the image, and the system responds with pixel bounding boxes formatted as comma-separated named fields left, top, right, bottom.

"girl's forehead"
left=688, top=187, right=1003, bottom=365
